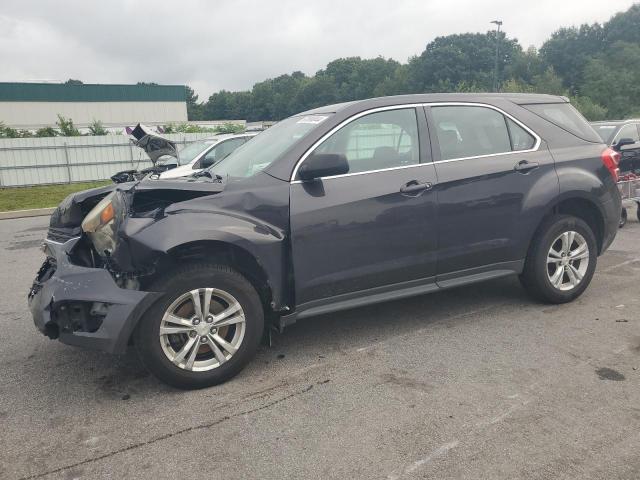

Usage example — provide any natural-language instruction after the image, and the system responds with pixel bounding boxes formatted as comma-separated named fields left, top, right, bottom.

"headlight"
left=81, top=192, right=120, bottom=256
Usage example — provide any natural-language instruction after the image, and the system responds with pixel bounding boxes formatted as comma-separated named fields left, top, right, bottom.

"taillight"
left=601, top=147, right=620, bottom=182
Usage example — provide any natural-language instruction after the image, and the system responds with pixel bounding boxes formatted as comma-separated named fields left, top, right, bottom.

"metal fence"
left=0, top=133, right=214, bottom=187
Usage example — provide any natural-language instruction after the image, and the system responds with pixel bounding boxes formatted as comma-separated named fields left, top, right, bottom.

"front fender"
left=118, top=210, right=288, bottom=308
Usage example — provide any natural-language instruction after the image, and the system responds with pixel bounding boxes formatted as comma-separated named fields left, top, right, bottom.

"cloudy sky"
left=0, top=0, right=636, bottom=99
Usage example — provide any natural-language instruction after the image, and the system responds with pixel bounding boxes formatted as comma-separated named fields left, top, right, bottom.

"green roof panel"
left=0, top=82, right=187, bottom=102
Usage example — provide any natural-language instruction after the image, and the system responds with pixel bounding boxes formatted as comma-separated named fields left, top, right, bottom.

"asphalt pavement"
left=1, top=213, right=639, bottom=480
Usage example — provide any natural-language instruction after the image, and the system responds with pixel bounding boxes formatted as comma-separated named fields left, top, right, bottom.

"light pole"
left=491, top=20, right=503, bottom=92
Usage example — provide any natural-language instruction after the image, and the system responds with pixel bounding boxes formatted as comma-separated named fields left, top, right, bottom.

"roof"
left=298, top=93, right=569, bottom=116
left=590, top=119, right=640, bottom=125
left=0, top=82, right=187, bottom=102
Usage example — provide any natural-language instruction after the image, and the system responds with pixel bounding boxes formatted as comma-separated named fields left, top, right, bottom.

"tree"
left=539, top=24, right=605, bottom=92
left=581, top=41, right=640, bottom=118
left=604, top=4, right=640, bottom=45
left=88, top=119, right=108, bottom=135
left=65, top=79, right=83, bottom=85
left=56, top=115, right=81, bottom=136
left=406, top=32, right=522, bottom=93
left=185, top=86, right=204, bottom=120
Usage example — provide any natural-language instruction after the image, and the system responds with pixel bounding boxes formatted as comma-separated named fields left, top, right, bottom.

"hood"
left=49, top=183, right=119, bottom=231
left=49, top=175, right=226, bottom=233
left=129, top=123, right=178, bottom=164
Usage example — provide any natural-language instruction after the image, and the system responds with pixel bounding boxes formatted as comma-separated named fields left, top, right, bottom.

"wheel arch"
left=532, top=193, right=606, bottom=255
left=163, top=240, right=274, bottom=311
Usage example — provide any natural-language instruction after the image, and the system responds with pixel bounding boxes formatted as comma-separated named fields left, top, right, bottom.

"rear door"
left=425, top=103, right=556, bottom=279
left=289, top=106, right=439, bottom=306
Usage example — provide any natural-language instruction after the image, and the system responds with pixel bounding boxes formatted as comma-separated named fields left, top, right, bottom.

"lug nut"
left=200, top=337, right=208, bottom=343
left=210, top=327, right=217, bottom=335
left=206, top=315, right=214, bottom=323
left=189, top=331, right=197, bottom=338
left=192, top=319, right=200, bottom=326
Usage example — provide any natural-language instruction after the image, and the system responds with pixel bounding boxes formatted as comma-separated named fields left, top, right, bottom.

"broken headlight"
left=81, top=191, right=124, bottom=256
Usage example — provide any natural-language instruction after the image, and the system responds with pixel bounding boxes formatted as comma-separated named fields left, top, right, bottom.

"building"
left=0, top=82, right=188, bottom=130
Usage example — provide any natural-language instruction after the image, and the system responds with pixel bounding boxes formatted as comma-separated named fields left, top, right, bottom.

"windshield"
left=177, top=141, right=216, bottom=165
left=592, top=124, right=618, bottom=143
left=209, top=114, right=330, bottom=179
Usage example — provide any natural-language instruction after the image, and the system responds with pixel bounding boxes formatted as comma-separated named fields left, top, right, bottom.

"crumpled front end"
left=28, top=237, right=161, bottom=354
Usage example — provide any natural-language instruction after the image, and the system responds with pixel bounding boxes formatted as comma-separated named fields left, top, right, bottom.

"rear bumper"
left=600, top=193, right=622, bottom=254
left=28, top=238, right=161, bottom=354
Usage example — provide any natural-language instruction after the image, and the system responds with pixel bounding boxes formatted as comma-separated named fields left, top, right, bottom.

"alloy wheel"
left=159, top=288, right=246, bottom=371
left=546, top=231, right=589, bottom=291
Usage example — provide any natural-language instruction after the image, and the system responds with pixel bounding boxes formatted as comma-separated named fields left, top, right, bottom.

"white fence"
left=0, top=133, right=214, bottom=187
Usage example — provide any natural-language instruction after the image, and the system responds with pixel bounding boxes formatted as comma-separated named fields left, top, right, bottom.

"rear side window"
left=506, top=118, right=536, bottom=151
left=431, top=106, right=535, bottom=160
left=523, top=103, right=601, bottom=143
left=613, top=124, right=640, bottom=144
left=592, top=124, right=618, bottom=143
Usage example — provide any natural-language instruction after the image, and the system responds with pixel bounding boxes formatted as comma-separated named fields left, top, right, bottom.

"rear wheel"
left=135, top=263, right=264, bottom=389
left=520, top=214, right=597, bottom=304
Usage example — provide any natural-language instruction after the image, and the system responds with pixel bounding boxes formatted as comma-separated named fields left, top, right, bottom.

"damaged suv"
left=29, top=94, right=621, bottom=389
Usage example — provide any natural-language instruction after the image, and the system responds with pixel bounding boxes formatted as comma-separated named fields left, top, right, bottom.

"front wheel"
left=135, top=263, right=264, bottom=389
left=520, top=214, right=597, bottom=304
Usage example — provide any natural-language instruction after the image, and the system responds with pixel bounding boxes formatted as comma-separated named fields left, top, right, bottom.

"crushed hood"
left=128, top=124, right=178, bottom=164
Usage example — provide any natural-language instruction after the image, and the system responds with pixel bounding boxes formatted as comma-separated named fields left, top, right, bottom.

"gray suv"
left=29, top=93, right=622, bottom=389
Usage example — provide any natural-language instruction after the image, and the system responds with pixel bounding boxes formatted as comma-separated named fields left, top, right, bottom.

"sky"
left=0, top=0, right=636, bottom=100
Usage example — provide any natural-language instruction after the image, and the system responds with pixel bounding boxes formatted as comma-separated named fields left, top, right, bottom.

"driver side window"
left=314, top=108, right=420, bottom=175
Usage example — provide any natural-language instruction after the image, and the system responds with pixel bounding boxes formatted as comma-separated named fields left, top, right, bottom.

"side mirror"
left=200, top=156, right=216, bottom=168
left=298, top=153, right=349, bottom=181
left=614, top=137, right=636, bottom=150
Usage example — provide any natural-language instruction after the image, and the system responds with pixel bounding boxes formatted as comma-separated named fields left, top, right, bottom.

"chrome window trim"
left=289, top=102, right=542, bottom=184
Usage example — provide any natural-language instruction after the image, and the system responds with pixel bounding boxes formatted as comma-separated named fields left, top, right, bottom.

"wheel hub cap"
left=158, top=288, right=246, bottom=372
left=546, top=230, right=589, bottom=291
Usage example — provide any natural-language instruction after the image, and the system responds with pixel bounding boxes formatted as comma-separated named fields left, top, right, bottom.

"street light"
left=490, top=20, right=503, bottom=92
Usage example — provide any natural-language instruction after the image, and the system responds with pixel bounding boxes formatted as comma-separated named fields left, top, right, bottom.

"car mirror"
left=298, top=153, right=349, bottom=181
left=614, top=137, right=636, bottom=150
left=200, top=156, right=216, bottom=168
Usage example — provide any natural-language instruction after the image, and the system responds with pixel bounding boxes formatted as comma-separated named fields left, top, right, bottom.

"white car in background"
left=159, top=132, right=258, bottom=179
left=113, top=125, right=260, bottom=183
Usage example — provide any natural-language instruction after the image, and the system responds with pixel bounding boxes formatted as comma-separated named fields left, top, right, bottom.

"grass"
left=0, top=181, right=111, bottom=212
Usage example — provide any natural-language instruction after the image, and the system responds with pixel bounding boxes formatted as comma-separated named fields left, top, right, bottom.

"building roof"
left=0, top=82, right=187, bottom=102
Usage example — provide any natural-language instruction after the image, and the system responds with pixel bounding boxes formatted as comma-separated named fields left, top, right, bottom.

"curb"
left=0, top=207, right=56, bottom=220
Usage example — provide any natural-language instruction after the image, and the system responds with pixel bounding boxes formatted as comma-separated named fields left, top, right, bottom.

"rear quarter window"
left=523, top=103, right=602, bottom=143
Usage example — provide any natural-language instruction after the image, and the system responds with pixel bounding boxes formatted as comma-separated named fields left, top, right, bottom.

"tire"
left=520, top=214, right=597, bottom=304
left=619, top=207, right=627, bottom=228
left=636, top=203, right=640, bottom=222
left=135, top=263, right=264, bottom=389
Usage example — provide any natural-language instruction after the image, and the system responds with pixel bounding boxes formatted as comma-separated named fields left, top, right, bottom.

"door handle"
left=400, top=180, right=433, bottom=195
left=514, top=160, right=539, bottom=173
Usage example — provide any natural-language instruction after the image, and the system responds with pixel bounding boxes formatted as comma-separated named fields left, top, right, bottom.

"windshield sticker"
left=297, top=115, right=328, bottom=124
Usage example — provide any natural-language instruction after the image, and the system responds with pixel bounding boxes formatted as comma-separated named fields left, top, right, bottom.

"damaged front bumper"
left=28, top=237, right=161, bottom=354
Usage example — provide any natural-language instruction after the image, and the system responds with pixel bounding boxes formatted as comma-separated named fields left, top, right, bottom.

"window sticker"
left=296, top=115, right=328, bottom=125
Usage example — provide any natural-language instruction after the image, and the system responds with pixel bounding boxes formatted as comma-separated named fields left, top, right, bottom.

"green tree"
left=406, top=32, right=522, bottom=92
left=581, top=41, right=640, bottom=118
left=65, top=79, right=83, bottom=85
left=88, top=119, right=108, bottom=135
left=56, top=115, right=81, bottom=136
left=35, top=127, right=58, bottom=137
left=185, top=85, right=204, bottom=120
left=539, top=24, right=605, bottom=92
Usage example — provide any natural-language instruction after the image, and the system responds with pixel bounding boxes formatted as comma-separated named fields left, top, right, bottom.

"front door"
left=290, top=107, right=438, bottom=306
